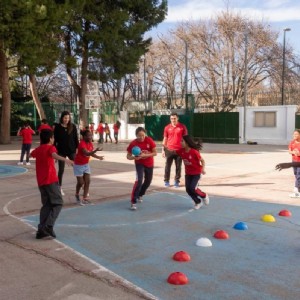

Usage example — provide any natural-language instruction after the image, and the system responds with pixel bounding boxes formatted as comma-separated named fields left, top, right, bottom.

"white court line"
left=2, top=192, right=158, bottom=300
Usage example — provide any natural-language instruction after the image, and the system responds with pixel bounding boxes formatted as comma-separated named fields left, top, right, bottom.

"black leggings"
left=131, top=164, right=153, bottom=204
left=58, top=153, right=75, bottom=186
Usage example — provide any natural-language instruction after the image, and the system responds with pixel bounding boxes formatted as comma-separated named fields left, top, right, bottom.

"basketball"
left=132, top=146, right=141, bottom=156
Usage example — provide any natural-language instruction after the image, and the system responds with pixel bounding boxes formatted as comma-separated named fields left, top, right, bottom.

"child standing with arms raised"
left=74, top=130, right=104, bottom=205
left=30, top=129, right=73, bottom=239
left=17, top=122, right=35, bottom=165
left=176, top=135, right=209, bottom=209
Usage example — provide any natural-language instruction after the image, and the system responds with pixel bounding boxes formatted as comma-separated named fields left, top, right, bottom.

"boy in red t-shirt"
left=113, top=121, right=121, bottom=144
left=30, top=129, right=73, bottom=239
left=127, top=127, right=157, bottom=210
left=96, top=121, right=104, bottom=144
left=74, top=130, right=103, bottom=205
left=17, top=122, right=36, bottom=165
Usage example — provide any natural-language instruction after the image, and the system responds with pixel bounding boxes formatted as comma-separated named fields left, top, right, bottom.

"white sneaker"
left=131, top=204, right=137, bottom=210
left=25, top=162, right=31, bottom=166
left=289, top=192, right=300, bottom=198
left=138, top=197, right=143, bottom=203
left=194, top=202, right=203, bottom=210
left=293, top=187, right=299, bottom=193
left=203, top=194, right=210, bottom=205
left=60, top=188, right=65, bottom=196
left=17, top=162, right=24, bottom=165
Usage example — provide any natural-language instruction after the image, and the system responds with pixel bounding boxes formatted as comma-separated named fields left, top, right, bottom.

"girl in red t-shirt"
left=73, top=130, right=103, bottom=205
left=176, top=135, right=209, bottom=210
left=288, top=129, right=300, bottom=197
left=126, top=127, right=157, bottom=210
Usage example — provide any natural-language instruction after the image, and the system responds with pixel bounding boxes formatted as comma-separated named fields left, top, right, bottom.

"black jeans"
left=164, top=148, right=182, bottom=183
left=131, top=164, right=153, bottom=204
left=58, top=153, right=75, bottom=186
left=20, top=143, right=31, bottom=163
left=185, top=174, right=207, bottom=204
left=38, top=182, right=63, bottom=231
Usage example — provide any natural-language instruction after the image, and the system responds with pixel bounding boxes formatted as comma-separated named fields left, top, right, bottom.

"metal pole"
left=184, top=40, right=188, bottom=113
left=243, top=31, right=248, bottom=143
left=144, top=57, right=147, bottom=115
left=281, top=28, right=291, bottom=105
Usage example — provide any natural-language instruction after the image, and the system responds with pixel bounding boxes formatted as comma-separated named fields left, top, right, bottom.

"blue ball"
left=233, top=221, right=248, bottom=230
left=132, top=146, right=141, bottom=156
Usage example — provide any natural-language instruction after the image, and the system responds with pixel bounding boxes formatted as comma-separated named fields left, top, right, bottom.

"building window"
left=254, top=111, right=276, bottom=127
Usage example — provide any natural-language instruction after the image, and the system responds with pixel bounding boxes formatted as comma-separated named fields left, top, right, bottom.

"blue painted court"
left=0, top=165, right=27, bottom=178
left=23, top=192, right=300, bottom=299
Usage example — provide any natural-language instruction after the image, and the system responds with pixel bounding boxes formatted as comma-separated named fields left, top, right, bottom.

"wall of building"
left=237, top=105, right=298, bottom=145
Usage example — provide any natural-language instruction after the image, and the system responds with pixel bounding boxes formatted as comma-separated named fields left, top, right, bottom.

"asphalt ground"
left=1, top=138, right=300, bottom=299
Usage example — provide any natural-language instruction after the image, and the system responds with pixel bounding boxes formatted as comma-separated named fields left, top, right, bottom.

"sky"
left=148, top=0, right=300, bottom=55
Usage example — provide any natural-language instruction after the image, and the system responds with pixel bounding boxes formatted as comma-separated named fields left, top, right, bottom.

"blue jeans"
left=131, top=164, right=153, bottom=204
left=293, top=166, right=300, bottom=188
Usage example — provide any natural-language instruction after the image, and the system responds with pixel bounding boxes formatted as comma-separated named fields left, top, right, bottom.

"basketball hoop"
left=85, top=95, right=101, bottom=109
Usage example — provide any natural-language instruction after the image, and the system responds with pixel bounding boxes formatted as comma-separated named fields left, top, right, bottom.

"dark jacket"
left=53, top=123, right=79, bottom=156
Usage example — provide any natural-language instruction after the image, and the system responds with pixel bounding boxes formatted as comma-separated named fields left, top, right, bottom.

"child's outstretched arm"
left=82, top=147, right=103, bottom=157
left=91, top=154, right=104, bottom=160
left=275, top=162, right=300, bottom=171
left=52, top=153, right=74, bottom=166
left=200, top=157, right=206, bottom=175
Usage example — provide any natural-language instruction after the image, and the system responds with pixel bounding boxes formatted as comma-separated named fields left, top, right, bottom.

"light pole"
left=281, top=28, right=291, bottom=105
left=243, top=30, right=248, bottom=143
left=143, top=57, right=147, bottom=115
left=184, top=40, right=188, bottom=113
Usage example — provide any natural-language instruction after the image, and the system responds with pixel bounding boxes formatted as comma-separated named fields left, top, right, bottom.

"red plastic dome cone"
left=278, top=209, right=292, bottom=217
left=213, top=230, right=229, bottom=239
left=167, top=272, right=189, bottom=285
left=173, top=251, right=191, bottom=262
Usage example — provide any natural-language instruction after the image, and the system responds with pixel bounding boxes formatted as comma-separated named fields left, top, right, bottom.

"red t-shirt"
left=74, top=140, right=93, bottom=165
left=164, top=123, right=188, bottom=151
left=38, top=124, right=52, bottom=133
left=19, top=127, right=35, bottom=144
left=113, top=124, right=119, bottom=133
left=30, top=144, right=58, bottom=186
left=289, top=140, right=300, bottom=162
left=96, top=124, right=104, bottom=134
left=127, top=136, right=156, bottom=168
left=177, top=148, right=202, bottom=175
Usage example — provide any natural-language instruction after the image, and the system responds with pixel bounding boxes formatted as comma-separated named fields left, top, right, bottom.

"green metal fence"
left=145, top=112, right=239, bottom=144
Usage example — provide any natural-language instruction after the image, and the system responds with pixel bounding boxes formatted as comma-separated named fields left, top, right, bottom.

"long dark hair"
left=183, top=135, right=203, bottom=150
left=59, top=111, right=73, bottom=134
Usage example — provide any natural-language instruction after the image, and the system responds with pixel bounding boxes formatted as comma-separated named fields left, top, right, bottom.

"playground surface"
left=1, top=138, right=300, bottom=299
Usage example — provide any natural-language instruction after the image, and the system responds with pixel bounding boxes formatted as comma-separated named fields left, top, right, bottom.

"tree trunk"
left=0, top=43, right=11, bottom=144
left=29, top=74, right=46, bottom=120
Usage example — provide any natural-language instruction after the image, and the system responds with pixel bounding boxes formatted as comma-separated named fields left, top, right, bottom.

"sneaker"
left=75, top=194, right=81, bottom=203
left=165, top=181, right=170, bottom=187
left=25, top=162, right=31, bottom=166
left=17, top=162, right=24, bottom=165
left=174, top=181, right=180, bottom=188
left=60, top=188, right=65, bottom=196
left=44, top=226, right=56, bottom=238
left=194, top=202, right=203, bottom=210
left=138, top=197, right=143, bottom=203
left=36, top=230, right=50, bottom=239
left=82, top=199, right=92, bottom=205
left=203, top=194, right=210, bottom=205
left=131, top=204, right=137, bottom=210
left=293, top=187, right=299, bottom=193
left=289, top=192, right=300, bottom=198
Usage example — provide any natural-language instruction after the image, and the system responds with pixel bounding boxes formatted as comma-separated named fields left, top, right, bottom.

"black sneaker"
left=36, top=230, right=50, bottom=239
left=44, top=226, right=56, bottom=238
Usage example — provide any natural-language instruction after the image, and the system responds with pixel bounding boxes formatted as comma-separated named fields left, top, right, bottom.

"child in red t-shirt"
left=126, top=127, right=157, bottom=210
left=17, top=122, right=36, bottom=165
left=30, top=129, right=73, bottom=239
left=74, top=130, right=104, bottom=205
left=288, top=129, right=300, bottom=197
left=176, top=135, right=209, bottom=210
left=113, top=121, right=121, bottom=144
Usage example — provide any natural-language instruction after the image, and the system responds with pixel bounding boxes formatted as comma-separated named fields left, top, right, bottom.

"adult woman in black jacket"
left=54, top=111, right=79, bottom=195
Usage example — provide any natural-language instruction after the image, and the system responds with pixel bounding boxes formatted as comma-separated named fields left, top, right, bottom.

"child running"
left=127, top=127, right=157, bottom=210
left=288, top=129, right=300, bottom=198
left=176, top=135, right=209, bottom=209
left=74, top=130, right=104, bottom=205
left=30, top=129, right=73, bottom=239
